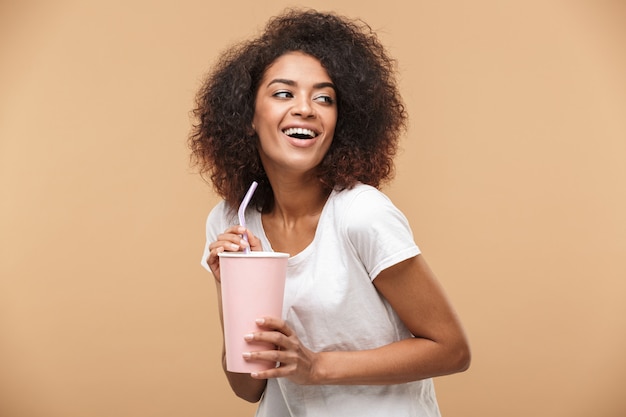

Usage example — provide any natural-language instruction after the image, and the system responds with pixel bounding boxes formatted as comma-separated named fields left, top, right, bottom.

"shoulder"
left=331, top=183, right=401, bottom=224
left=330, top=184, right=419, bottom=279
left=332, top=183, right=393, bottom=212
left=205, top=200, right=237, bottom=238
left=329, top=183, right=413, bottom=240
left=206, top=200, right=227, bottom=224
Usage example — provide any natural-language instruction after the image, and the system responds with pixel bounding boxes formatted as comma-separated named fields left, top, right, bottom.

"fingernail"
left=250, top=372, right=259, bottom=378
left=240, top=239, right=249, bottom=247
left=255, top=318, right=265, bottom=325
left=242, top=352, right=251, bottom=359
left=243, top=333, right=254, bottom=341
left=229, top=243, right=239, bottom=250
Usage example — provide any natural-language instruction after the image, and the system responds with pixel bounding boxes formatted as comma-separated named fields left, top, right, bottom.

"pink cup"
left=218, top=251, right=289, bottom=373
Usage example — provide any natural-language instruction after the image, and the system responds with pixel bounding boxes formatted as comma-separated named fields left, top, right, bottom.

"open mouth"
left=283, top=127, right=318, bottom=140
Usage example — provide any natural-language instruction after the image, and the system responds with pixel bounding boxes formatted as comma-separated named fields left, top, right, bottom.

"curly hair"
left=189, top=8, right=407, bottom=211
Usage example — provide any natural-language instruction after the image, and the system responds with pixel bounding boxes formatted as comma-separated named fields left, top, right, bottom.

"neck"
left=260, top=171, right=331, bottom=255
left=266, top=176, right=330, bottom=225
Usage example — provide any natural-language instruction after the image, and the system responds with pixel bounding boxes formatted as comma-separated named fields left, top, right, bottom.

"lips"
left=282, top=127, right=318, bottom=139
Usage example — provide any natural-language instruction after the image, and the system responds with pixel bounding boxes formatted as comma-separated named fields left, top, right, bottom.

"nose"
left=291, top=96, right=315, bottom=118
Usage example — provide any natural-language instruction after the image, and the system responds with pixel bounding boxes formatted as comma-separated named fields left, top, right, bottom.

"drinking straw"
left=238, top=181, right=258, bottom=254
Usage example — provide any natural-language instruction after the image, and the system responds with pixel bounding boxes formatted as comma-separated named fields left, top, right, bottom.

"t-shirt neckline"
left=252, top=189, right=339, bottom=265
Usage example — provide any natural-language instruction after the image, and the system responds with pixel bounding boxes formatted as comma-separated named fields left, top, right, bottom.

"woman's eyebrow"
left=314, top=82, right=336, bottom=91
left=267, top=78, right=295, bottom=87
left=267, top=79, right=336, bottom=91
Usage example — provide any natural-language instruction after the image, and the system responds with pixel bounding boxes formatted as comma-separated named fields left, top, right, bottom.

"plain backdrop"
left=1, top=1, right=625, bottom=416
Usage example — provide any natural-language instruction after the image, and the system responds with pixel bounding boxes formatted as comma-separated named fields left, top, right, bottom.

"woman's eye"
left=273, top=91, right=293, bottom=99
left=314, top=95, right=335, bottom=104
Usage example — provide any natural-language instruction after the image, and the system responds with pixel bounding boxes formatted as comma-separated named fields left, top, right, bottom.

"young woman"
left=189, top=9, right=470, bottom=416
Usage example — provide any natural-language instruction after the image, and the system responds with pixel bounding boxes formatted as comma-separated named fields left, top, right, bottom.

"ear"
left=247, top=123, right=256, bottom=137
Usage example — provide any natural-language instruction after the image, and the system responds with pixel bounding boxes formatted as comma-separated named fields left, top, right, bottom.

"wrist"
left=310, top=351, right=332, bottom=385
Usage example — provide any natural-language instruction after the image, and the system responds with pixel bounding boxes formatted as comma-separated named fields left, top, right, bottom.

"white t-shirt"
left=201, top=183, right=441, bottom=417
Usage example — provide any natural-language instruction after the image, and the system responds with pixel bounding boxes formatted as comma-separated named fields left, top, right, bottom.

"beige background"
left=1, top=0, right=625, bottom=416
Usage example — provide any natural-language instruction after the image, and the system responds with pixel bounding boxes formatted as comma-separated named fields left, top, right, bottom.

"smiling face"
left=252, top=51, right=337, bottom=180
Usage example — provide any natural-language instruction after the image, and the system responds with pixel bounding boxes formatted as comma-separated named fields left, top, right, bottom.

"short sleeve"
left=199, top=201, right=236, bottom=271
left=343, top=187, right=420, bottom=280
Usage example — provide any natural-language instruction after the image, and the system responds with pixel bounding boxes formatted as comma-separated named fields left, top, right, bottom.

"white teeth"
left=283, top=127, right=317, bottom=138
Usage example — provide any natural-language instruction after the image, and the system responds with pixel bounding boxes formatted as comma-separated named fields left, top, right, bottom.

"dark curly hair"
left=189, top=8, right=407, bottom=211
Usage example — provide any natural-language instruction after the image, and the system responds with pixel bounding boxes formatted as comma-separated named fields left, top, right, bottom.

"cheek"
left=252, top=105, right=280, bottom=133
left=324, top=108, right=338, bottom=130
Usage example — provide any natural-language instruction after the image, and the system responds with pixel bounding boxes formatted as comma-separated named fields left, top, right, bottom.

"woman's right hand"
left=206, top=226, right=262, bottom=281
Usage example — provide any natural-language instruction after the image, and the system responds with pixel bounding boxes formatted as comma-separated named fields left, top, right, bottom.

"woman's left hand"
left=243, top=317, right=321, bottom=385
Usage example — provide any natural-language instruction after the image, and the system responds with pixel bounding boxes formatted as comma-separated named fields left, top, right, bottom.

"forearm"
left=313, top=336, right=470, bottom=385
left=222, top=349, right=267, bottom=402
left=214, top=279, right=267, bottom=402
left=307, top=255, right=471, bottom=386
